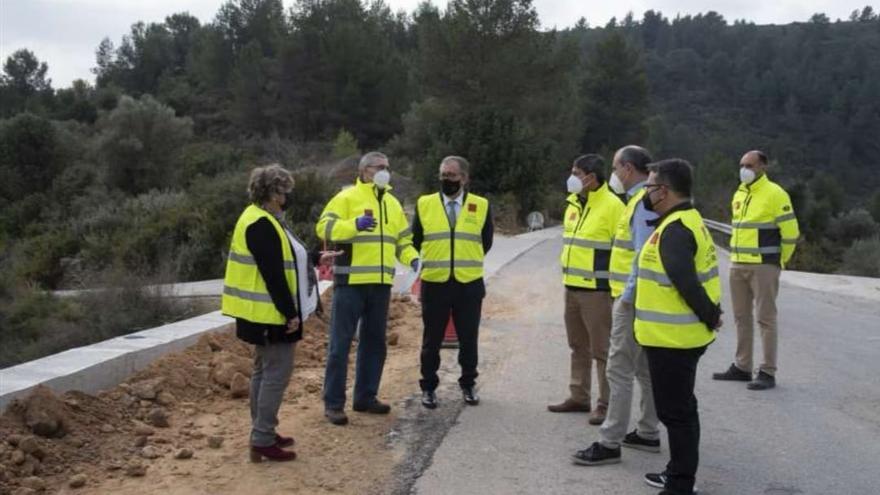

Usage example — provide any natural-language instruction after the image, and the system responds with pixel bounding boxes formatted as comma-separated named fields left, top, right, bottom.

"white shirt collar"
left=443, top=192, right=464, bottom=206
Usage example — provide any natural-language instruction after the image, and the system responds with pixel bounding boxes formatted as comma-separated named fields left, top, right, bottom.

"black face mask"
left=441, top=179, right=462, bottom=196
left=280, top=190, right=295, bottom=211
left=642, top=190, right=656, bottom=212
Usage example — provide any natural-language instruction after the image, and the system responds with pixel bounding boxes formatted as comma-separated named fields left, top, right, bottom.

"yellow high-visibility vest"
left=417, top=192, right=488, bottom=283
left=560, top=183, right=624, bottom=289
left=316, top=179, right=419, bottom=285
left=730, top=174, right=800, bottom=267
left=634, top=208, right=720, bottom=349
left=609, top=188, right=647, bottom=298
left=221, top=204, right=298, bottom=325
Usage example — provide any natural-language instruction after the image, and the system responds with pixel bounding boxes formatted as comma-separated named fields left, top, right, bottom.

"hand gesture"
left=286, top=317, right=301, bottom=334
left=356, top=215, right=377, bottom=231
left=319, top=250, right=344, bottom=266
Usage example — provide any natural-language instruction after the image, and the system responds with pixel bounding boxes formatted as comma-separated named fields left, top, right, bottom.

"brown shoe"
left=588, top=404, right=607, bottom=425
left=548, top=399, right=591, bottom=413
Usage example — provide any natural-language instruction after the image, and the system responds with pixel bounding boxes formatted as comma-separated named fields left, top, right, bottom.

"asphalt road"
left=409, top=236, right=880, bottom=495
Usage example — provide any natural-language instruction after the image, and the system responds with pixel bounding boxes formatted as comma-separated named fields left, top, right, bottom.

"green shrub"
left=786, top=237, right=841, bottom=274
left=9, top=226, right=80, bottom=289
left=0, top=276, right=206, bottom=368
left=828, top=208, right=879, bottom=245
left=183, top=171, right=250, bottom=280
left=284, top=170, right=336, bottom=249
left=175, top=141, right=242, bottom=186
left=332, top=128, right=359, bottom=159
left=96, top=95, right=193, bottom=194
left=838, top=237, right=880, bottom=277
left=75, top=190, right=200, bottom=277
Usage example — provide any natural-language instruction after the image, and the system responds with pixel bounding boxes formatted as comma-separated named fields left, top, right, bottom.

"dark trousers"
left=644, top=345, right=707, bottom=495
left=419, top=278, right=485, bottom=391
left=323, top=284, right=391, bottom=410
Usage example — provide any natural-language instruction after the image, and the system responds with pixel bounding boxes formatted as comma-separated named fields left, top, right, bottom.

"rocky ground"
left=0, top=290, right=425, bottom=495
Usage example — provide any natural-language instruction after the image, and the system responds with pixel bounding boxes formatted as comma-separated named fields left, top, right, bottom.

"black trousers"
left=644, top=345, right=707, bottom=495
left=419, top=278, right=485, bottom=391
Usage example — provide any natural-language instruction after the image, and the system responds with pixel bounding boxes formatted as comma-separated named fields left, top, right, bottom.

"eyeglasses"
left=644, top=183, right=666, bottom=192
left=366, top=164, right=389, bottom=171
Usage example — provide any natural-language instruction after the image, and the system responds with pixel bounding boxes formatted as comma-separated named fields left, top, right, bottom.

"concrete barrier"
left=0, top=311, right=234, bottom=409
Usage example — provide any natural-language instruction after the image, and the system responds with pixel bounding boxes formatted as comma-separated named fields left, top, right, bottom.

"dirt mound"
left=0, top=291, right=422, bottom=494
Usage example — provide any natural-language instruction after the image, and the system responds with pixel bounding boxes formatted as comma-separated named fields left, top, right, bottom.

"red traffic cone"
left=317, top=264, right=333, bottom=281
left=441, top=312, right=459, bottom=348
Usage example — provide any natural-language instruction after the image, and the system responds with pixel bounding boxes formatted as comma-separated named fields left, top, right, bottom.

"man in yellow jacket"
left=635, top=159, right=722, bottom=495
left=316, top=151, right=420, bottom=425
left=549, top=154, right=624, bottom=426
left=712, top=150, right=799, bottom=390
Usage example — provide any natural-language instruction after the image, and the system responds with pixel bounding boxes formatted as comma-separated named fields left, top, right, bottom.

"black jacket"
left=650, top=201, right=722, bottom=330
left=235, top=217, right=320, bottom=345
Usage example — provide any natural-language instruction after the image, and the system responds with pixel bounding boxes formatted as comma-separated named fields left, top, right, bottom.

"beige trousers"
left=729, top=263, right=781, bottom=376
left=564, top=289, right=612, bottom=406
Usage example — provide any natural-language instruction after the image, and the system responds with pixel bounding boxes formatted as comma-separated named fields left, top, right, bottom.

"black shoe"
left=462, top=387, right=479, bottom=405
left=571, top=442, right=621, bottom=466
left=644, top=472, right=667, bottom=488
left=421, top=390, right=438, bottom=409
left=352, top=400, right=391, bottom=414
left=324, top=409, right=348, bottom=425
left=645, top=472, right=699, bottom=493
left=622, top=430, right=661, bottom=453
left=712, top=363, right=752, bottom=381
left=747, top=371, right=776, bottom=390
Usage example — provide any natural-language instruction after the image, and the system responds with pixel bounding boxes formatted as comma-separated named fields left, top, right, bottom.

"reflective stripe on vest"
left=634, top=208, right=720, bottom=349
left=221, top=205, right=298, bottom=325
left=729, top=174, right=798, bottom=265
left=316, top=179, right=414, bottom=285
left=418, top=192, right=488, bottom=283
left=609, top=188, right=646, bottom=298
left=560, top=184, right=624, bottom=289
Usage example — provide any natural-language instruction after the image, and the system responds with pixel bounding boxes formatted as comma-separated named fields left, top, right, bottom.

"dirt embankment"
left=0, top=291, right=424, bottom=495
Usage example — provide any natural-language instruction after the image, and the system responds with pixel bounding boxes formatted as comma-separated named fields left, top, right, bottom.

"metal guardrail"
left=704, top=219, right=732, bottom=235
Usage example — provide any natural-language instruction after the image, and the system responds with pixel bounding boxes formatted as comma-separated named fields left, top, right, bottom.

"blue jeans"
left=323, top=284, right=391, bottom=410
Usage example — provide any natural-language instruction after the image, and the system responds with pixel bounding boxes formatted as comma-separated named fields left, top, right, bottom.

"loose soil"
left=0, top=290, right=428, bottom=495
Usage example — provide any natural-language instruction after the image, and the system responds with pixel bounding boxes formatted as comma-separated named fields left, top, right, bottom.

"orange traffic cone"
left=318, top=241, right=334, bottom=281
left=441, top=312, right=458, bottom=348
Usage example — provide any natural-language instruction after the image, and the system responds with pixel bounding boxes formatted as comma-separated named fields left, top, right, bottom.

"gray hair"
left=248, top=164, right=294, bottom=204
left=617, top=145, right=653, bottom=173
left=440, top=155, right=470, bottom=176
left=358, top=151, right=389, bottom=171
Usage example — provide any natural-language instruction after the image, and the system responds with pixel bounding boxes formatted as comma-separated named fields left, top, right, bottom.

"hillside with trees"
left=1, top=1, right=879, bottom=364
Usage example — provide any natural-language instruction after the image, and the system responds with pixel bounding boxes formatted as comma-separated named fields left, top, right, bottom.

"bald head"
left=612, top=145, right=653, bottom=190
left=740, top=150, right=768, bottom=178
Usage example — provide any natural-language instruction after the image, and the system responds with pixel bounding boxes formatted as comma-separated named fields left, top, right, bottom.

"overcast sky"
left=0, top=0, right=872, bottom=87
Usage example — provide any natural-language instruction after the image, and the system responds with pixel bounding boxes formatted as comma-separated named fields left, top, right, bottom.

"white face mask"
left=609, top=172, right=626, bottom=194
left=566, top=175, right=584, bottom=194
left=739, top=167, right=756, bottom=185
left=373, top=169, right=391, bottom=189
